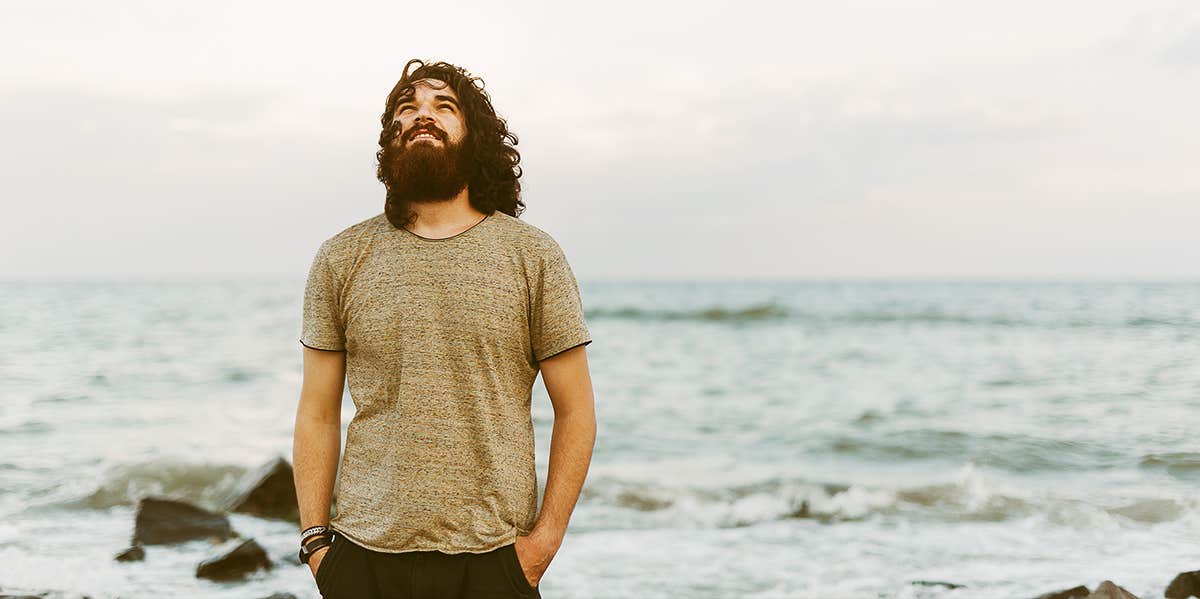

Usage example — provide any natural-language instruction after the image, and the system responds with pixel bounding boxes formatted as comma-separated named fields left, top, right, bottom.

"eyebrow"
left=395, top=94, right=461, bottom=109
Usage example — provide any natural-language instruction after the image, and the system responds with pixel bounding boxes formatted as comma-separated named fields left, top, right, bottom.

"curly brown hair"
left=376, top=59, right=525, bottom=227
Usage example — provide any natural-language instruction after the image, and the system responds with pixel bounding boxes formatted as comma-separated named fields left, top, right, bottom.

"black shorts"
left=314, top=530, right=543, bottom=599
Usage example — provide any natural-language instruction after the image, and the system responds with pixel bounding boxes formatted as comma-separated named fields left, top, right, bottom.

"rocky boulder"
left=1085, top=580, right=1140, bottom=599
left=1035, top=585, right=1092, bottom=599
left=1166, top=570, right=1200, bottom=599
left=195, top=538, right=272, bottom=581
left=133, top=496, right=235, bottom=545
left=225, top=456, right=300, bottom=522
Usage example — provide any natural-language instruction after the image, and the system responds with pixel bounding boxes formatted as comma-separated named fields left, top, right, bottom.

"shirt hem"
left=300, top=338, right=346, bottom=352
left=536, top=338, right=592, bottom=362
left=331, top=523, right=521, bottom=555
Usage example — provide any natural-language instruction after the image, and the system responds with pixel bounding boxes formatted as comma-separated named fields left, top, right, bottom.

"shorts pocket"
left=314, top=533, right=345, bottom=593
left=501, top=542, right=538, bottom=595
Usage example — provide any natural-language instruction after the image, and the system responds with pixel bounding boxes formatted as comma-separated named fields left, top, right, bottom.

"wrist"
left=298, top=532, right=333, bottom=564
left=528, top=525, right=564, bottom=549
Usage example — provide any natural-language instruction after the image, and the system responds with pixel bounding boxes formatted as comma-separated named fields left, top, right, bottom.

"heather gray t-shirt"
left=300, top=210, right=592, bottom=554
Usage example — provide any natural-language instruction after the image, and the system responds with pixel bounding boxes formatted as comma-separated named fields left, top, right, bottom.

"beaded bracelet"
left=301, top=525, right=329, bottom=544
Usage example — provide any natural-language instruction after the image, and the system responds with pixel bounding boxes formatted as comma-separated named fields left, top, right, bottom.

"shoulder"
left=317, top=212, right=389, bottom=258
left=488, top=211, right=564, bottom=256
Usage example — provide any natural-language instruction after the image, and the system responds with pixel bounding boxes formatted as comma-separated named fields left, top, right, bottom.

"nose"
left=413, top=115, right=438, bottom=133
left=413, top=112, right=439, bottom=131
left=415, top=102, right=438, bottom=120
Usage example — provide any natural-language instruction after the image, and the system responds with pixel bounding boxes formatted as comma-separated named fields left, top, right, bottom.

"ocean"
left=0, top=279, right=1197, bottom=598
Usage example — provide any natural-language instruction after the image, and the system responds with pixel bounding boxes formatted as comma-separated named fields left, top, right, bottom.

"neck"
left=404, top=188, right=487, bottom=235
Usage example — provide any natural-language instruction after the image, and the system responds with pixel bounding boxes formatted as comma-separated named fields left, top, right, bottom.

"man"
left=292, top=58, right=596, bottom=598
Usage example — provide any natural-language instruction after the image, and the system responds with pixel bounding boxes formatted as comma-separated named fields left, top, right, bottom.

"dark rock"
left=114, top=543, right=145, bottom=561
left=256, top=594, right=298, bottom=599
left=788, top=499, right=810, bottom=518
left=1166, top=570, right=1200, bottom=599
left=0, top=590, right=93, bottom=598
left=195, top=538, right=272, bottom=581
left=1085, top=580, right=1140, bottom=599
left=225, top=456, right=300, bottom=522
left=133, top=496, right=236, bottom=545
left=1034, top=585, right=1091, bottom=599
left=911, top=579, right=964, bottom=589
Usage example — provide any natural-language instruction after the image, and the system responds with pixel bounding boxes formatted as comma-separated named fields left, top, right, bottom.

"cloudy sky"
left=2, top=0, right=1198, bottom=280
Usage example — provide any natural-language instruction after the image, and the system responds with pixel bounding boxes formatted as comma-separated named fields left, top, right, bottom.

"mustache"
left=403, top=124, right=446, bottom=143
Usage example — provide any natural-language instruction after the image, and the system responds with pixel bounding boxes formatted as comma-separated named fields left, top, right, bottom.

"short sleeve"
left=300, top=242, right=347, bottom=352
left=530, top=240, right=592, bottom=362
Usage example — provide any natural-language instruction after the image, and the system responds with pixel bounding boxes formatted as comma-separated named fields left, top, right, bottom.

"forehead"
left=403, top=78, right=457, bottom=100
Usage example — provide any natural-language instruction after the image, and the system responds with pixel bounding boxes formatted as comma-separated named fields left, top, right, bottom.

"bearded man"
left=293, top=58, right=596, bottom=599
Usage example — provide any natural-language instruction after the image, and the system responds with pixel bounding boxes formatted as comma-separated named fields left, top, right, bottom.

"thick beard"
left=379, top=135, right=474, bottom=227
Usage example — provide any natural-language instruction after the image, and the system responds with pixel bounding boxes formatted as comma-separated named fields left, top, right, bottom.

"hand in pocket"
left=308, top=544, right=332, bottom=579
left=514, top=534, right=554, bottom=588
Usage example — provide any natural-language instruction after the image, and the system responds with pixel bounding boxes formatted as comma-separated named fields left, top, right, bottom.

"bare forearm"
left=531, top=410, right=596, bottom=546
left=292, top=416, right=341, bottom=530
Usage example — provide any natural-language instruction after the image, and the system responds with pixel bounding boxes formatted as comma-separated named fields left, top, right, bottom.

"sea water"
left=0, top=279, right=1197, bottom=598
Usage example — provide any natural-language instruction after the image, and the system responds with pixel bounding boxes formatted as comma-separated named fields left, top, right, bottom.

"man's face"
left=378, top=78, right=472, bottom=204
left=390, top=78, right=467, bottom=149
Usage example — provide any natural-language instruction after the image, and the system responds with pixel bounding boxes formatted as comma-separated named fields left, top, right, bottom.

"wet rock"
left=195, top=538, right=272, bottom=581
left=1085, top=580, right=1139, bottom=599
left=788, top=499, right=810, bottom=518
left=0, top=590, right=93, bottom=599
left=1166, top=570, right=1200, bottom=599
left=911, top=579, right=964, bottom=589
left=113, top=543, right=144, bottom=561
left=1034, top=585, right=1091, bottom=599
left=133, top=496, right=236, bottom=545
left=225, top=456, right=300, bottom=522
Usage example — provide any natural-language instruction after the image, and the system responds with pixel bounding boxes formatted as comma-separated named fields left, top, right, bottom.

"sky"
left=1, top=0, right=1198, bottom=280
